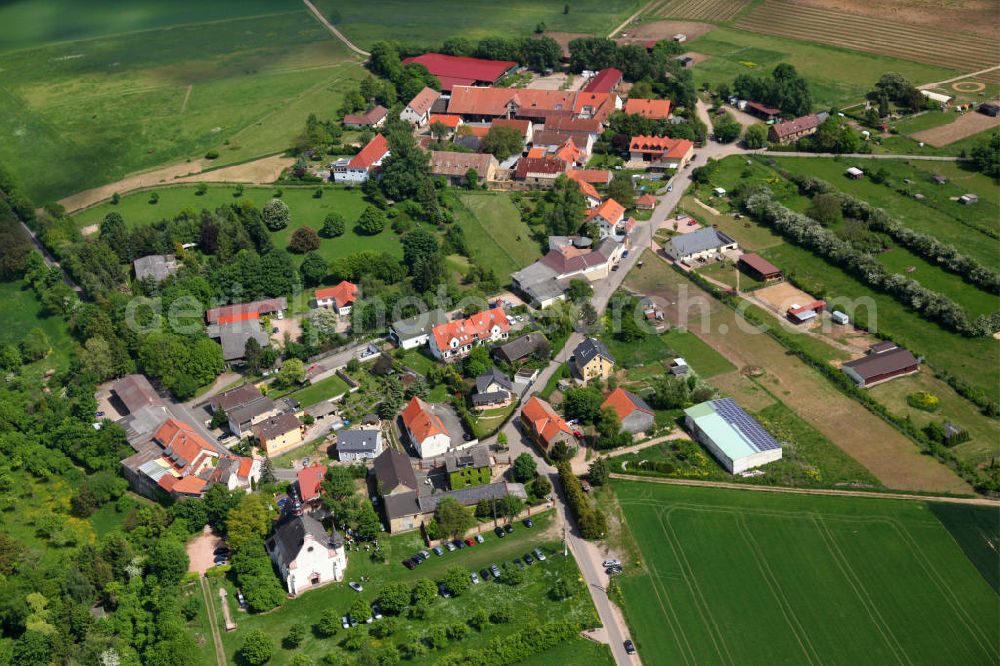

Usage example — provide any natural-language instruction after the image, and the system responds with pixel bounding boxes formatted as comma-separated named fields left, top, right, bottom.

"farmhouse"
left=628, top=135, right=694, bottom=168
left=584, top=67, right=623, bottom=94
left=400, top=87, right=442, bottom=126
left=571, top=337, right=615, bottom=383
left=296, top=463, right=327, bottom=504
left=401, top=396, right=453, bottom=458
left=624, top=98, right=672, bottom=120
left=842, top=343, right=920, bottom=388
left=513, top=156, right=569, bottom=184
left=738, top=253, right=782, bottom=282
left=252, top=410, right=304, bottom=457
left=427, top=113, right=462, bottom=133
left=768, top=112, right=826, bottom=144
left=429, top=306, right=510, bottom=361
left=206, top=318, right=271, bottom=363
left=401, top=53, right=517, bottom=91
left=684, top=398, right=783, bottom=474
left=532, top=130, right=594, bottom=158
left=373, top=448, right=418, bottom=496
left=585, top=198, right=632, bottom=239
left=209, top=383, right=281, bottom=437
left=663, top=226, right=738, bottom=263
left=389, top=309, right=449, bottom=350
left=133, top=254, right=178, bottom=282
left=521, top=396, right=575, bottom=452
left=786, top=300, right=826, bottom=324
left=573, top=176, right=603, bottom=208
left=266, top=509, right=347, bottom=596
left=206, top=297, right=287, bottom=324
left=493, top=332, right=549, bottom=365
left=511, top=237, right=624, bottom=307
left=636, top=194, right=657, bottom=210
left=343, top=105, right=388, bottom=129
left=472, top=368, right=514, bottom=410
left=335, top=429, right=384, bottom=462
left=429, top=151, right=499, bottom=185
left=602, top=388, right=655, bottom=434
left=314, top=281, right=358, bottom=315
left=447, top=87, right=614, bottom=123
left=333, top=133, right=390, bottom=182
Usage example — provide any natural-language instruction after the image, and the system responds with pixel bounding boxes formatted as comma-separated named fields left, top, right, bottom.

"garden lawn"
left=892, top=110, right=960, bottom=135
left=214, top=510, right=602, bottom=665
left=686, top=27, right=958, bottom=111
left=398, top=348, right=437, bottom=375
left=453, top=192, right=543, bottom=277
left=314, top=0, right=641, bottom=49
left=0, top=279, right=73, bottom=382
left=74, top=184, right=400, bottom=264
left=0, top=6, right=363, bottom=202
left=659, top=328, right=734, bottom=378
left=284, top=374, right=351, bottom=408
left=613, top=479, right=999, bottom=666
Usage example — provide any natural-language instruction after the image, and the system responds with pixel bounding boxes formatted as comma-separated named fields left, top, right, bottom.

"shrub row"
left=557, top=461, right=607, bottom=539
left=432, top=620, right=580, bottom=666
left=740, top=186, right=997, bottom=337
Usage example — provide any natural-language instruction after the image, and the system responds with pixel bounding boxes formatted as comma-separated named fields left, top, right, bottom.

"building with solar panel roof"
left=684, top=398, right=783, bottom=474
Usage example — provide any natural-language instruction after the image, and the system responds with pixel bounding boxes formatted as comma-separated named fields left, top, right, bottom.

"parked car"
left=494, top=526, right=506, bottom=538
left=349, top=616, right=358, bottom=628
left=470, top=572, right=480, bottom=584
left=522, top=518, right=533, bottom=528
left=453, top=539, right=466, bottom=549
left=624, top=639, right=636, bottom=655
left=622, top=250, right=629, bottom=258
left=432, top=546, right=444, bottom=556
left=524, top=553, right=534, bottom=565
left=95, top=411, right=105, bottom=418
left=216, top=433, right=230, bottom=442
left=419, top=550, right=431, bottom=559
left=602, top=560, right=621, bottom=568
left=341, top=616, right=350, bottom=629
left=490, top=563, right=501, bottom=578
left=475, top=534, right=485, bottom=544
left=437, top=583, right=452, bottom=598
left=403, top=559, right=416, bottom=570
left=349, top=581, right=363, bottom=593
left=464, top=537, right=476, bottom=547
left=606, top=566, right=622, bottom=575
left=503, top=524, right=513, bottom=534
left=445, top=541, right=456, bottom=552
left=372, top=604, right=383, bottom=620
left=213, top=556, right=229, bottom=566
left=480, top=568, right=491, bottom=581
left=533, top=548, right=547, bottom=562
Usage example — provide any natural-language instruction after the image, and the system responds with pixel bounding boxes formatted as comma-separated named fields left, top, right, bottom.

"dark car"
left=524, top=553, right=534, bottom=565
left=453, top=539, right=466, bottom=549
left=213, top=556, right=229, bottom=566
left=522, top=518, right=534, bottom=528
left=624, top=639, right=636, bottom=655
left=503, top=524, right=513, bottom=534
left=213, top=546, right=231, bottom=556
left=480, top=568, right=492, bottom=581
left=494, top=526, right=506, bottom=538
left=437, top=583, right=452, bottom=598
left=403, top=559, right=416, bottom=570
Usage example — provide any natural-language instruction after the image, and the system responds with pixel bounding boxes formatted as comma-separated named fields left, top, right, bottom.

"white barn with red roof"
left=400, top=87, right=442, bottom=127
left=428, top=306, right=510, bottom=362
left=315, top=281, right=358, bottom=315
left=332, top=133, right=390, bottom=183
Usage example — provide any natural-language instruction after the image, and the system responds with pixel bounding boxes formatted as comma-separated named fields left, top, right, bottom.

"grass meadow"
left=613, top=480, right=1000, bottom=666
left=453, top=192, right=544, bottom=277
left=0, top=2, right=364, bottom=203
left=685, top=27, right=958, bottom=110
left=209, top=510, right=602, bottom=665
left=314, top=0, right=641, bottom=49
left=0, top=279, right=73, bottom=383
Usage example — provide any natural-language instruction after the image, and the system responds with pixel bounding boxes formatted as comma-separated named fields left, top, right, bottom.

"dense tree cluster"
left=866, top=72, right=925, bottom=115
left=732, top=63, right=813, bottom=117
left=557, top=462, right=607, bottom=539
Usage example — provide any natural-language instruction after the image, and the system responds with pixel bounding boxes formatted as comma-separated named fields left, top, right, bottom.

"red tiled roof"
left=431, top=306, right=510, bottom=351
left=575, top=178, right=601, bottom=201
left=586, top=198, right=625, bottom=225
left=154, top=418, right=214, bottom=471
left=405, top=87, right=441, bottom=116
left=348, top=133, right=390, bottom=169
left=527, top=147, right=546, bottom=159
left=315, top=281, right=358, bottom=306
left=343, top=105, right=387, bottom=126
left=629, top=135, right=693, bottom=159
left=514, top=157, right=568, bottom=179
left=217, top=311, right=259, bottom=325
left=448, top=87, right=578, bottom=117
left=601, top=388, right=653, bottom=421
left=738, top=253, right=781, bottom=277
left=746, top=101, right=781, bottom=116
left=297, top=463, right=327, bottom=502
left=206, top=298, right=286, bottom=324
left=624, top=98, right=672, bottom=119
left=583, top=68, right=623, bottom=94
left=770, top=114, right=822, bottom=139
left=429, top=113, right=462, bottom=128
left=554, top=138, right=582, bottom=164
left=402, top=53, right=516, bottom=89
left=567, top=169, right=612, bottom=184
left=171, top=476, right=207, bottom=495
left=636, top=194, right=657, bottom=208
left=492, top=118, right=531, bottom=137
left=547, top=117, right=602, bottom=133
left=401, top=396, right=448, bottom=443
left=237, top=457, right=255, bottom=480
left=787, top=300, right=826, bottom=316
left=521, top=396, right=574, bottom=447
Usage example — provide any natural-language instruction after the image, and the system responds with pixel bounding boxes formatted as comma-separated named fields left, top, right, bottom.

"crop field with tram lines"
left=652, top=0, right=754, bottom=23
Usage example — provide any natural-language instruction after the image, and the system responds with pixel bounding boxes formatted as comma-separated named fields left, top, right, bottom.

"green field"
left=686, top=27, right=958, bottom=111
left=0, top=3, right=364, bottom=202
left=891, top=110, right=961, bottom=135
left=316, top=0, right=641, bottom=49
left=613, top=479, right=1000, bottom=666
left=600, top=327, right=733, bottom=379
left=75, top=184, right=400, bottom=264
left=213, top=510, right=602, bottom=665
left=454, top=192, right=544, bottom=277
left=0, top=279, right=73, bottom=380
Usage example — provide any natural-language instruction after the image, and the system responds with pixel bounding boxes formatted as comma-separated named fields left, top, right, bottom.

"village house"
left=768, top=112, right=827, bottom=144
left=335, top=429, right=384, bottom=462
left=314, top=281, right=358, bottom=315
left=663, top=226, right=738, bottom=263
left=429, top=151, right=499, bottom=185
left=628, top=135, right=695, bottom=169
left=521, top=396, right=576, bottom=452
left=401, top=396, right=451, bottom=459
left=332, top=133, right=390, bottom=183
left=513, top=156, right=569, bottom=185
left=389, top=309, right=450, bottom=350
left=532, top=130, right=595, bottom=158
left=472, top=368, right=514, bottom=410
left=602, top=387, right=655, bottom=434
left=427, top=113, right=463, bottom=136
left=133, top=254, right=178, bottom=282
left=252, top=410, right=305, bottom=457
left=571, top=337, right=616, bottom=383
left=567, top=171, right=602, bottom=207
left=585, top=198, right=634, bottom=240
left=583, top=68, right=623, bottom=94
left=636, top=193, right=657, bottom=210
left=400, top=87, right=442, bottom=127
left=511, top=237, right=624, bottom=308
left=493, top=332, right=550, bottom=365
left=373, top=449, right=422, bottom=532
left=624, top=98, right=672, bottom=120
left=343, top=105, right=388, bottom=129
left=209, top=383, right=282, bottom=438
left=266, top=508, right=347, bottom=596
left=428, top=306, right=510, bottom=361
left=492, top=117, right=534, bottom=144
left=296, top=463, right=327, bottom=506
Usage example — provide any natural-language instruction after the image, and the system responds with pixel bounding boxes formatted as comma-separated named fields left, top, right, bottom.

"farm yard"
left=0, top=1, right=365, bottom=203
left=314, top=0, right=642, bottom=49
left=613, top=480, right=1000, bottom=666
left=734, top=0, right=999, bottom=72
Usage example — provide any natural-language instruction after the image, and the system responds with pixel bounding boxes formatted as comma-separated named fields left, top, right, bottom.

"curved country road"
left=302, top=0, right=370, bottom=57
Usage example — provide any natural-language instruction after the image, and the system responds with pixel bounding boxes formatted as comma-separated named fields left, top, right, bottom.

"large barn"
left=684, top=398, right=783, bottom=474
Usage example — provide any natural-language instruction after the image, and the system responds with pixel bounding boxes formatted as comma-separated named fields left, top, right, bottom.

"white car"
left=348, top=581, right=363, bottom=593
left=602, top=559, right=621, bottom=568
left=471, top=572, right=480, bottom=584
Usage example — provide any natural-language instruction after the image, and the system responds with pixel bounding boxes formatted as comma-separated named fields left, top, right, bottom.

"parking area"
left=187, top=526, right=226, bottom=574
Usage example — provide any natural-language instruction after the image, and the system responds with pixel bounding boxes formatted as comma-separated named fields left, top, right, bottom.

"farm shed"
left=841, top=343, right=920, bottom=388
left=738, top=253, right=781, bottom=281
left=845, top=167, right=864, bottom=179
left=684, top=398, right=783, bottom=474
left=831, top=311, right=849, bottom=325
left=978, top=102, right=1000, bottom=117
left=786, top=300, right=826, bottom=324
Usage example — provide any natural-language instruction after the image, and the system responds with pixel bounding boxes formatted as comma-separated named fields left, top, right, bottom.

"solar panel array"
left=711, top=398, right=781, bottom=452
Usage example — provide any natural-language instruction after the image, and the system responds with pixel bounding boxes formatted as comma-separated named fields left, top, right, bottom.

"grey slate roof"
left=210, top=383, right=264, bottom=413
left=475, top=368, right=513, bottom=394
left=133, top=254, right=178, bottom=282
left=227, top=395, right=277, bottom=426
left=209, top=319, right=271, bottom=361
left=416, top=481, right=526, bottom=513
left=373, top=449, right=418, bottom=494
left=494, top=332, right=549, bottom=363
left=252, top=411, right=302, bottom=442
left=666, top=227, right=736, bottom=258
left=444, top=446, right=490, bottom=473
left=270, top=512, right=343, bottom=556
left=337, top=429, right=382, bottom=453
left=111, top=374, right=162, bottom=414
left=471, top=391, right=510, bottom=406
left=383, top=490, right=421, bottom=519
left=391, top=309, right=449, bottom=342
left=573, top=337, right=613, bottom=366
